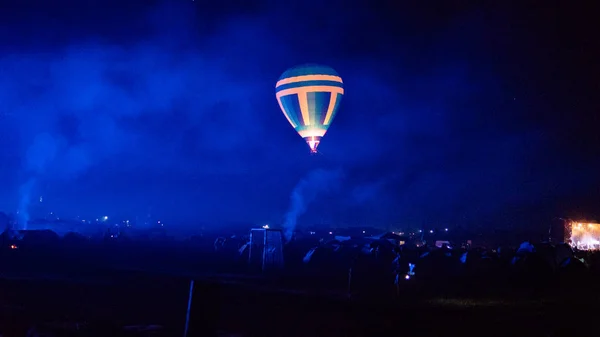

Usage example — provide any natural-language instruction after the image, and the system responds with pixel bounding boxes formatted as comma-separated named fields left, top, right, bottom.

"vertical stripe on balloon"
left=297, top=90, right=310, bottom=126
left=323, top=92, right=338, bottom=125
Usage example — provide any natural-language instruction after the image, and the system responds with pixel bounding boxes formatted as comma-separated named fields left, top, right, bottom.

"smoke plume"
left=16, top=133, right=61, bottom=228
left=17, top=179, right=36, bottom=229
left=282, top=168, right=344, bottom=241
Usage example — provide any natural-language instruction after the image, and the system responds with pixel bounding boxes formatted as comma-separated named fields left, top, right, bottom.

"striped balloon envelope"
left=275, top=64, right=344, bottom=154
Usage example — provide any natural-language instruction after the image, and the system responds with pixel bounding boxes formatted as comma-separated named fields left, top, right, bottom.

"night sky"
left=0, top=0, right=598, bottom=231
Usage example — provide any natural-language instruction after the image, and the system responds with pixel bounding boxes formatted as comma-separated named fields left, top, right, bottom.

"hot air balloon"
left=275, top=64, right=344, bottom=154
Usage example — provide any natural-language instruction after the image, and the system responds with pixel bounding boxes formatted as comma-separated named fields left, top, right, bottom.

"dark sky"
left=0, top=0, right=598, bottom=231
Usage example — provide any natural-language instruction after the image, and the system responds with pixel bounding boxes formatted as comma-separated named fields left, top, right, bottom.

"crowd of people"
left=2, top=211, right=599, bottom=300
left=218, top=231, right=599, bottom=299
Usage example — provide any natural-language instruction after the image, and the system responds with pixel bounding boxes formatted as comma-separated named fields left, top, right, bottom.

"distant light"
left=157, top=220, right=161, bottom=224
left=362, top=230, right=366, bottom=234
left=445, top=228, right=448, bottom=231
left=329, top=231, right=333, bottom=235
left=418, top=230, right=422, bottom=233
left=429, top=230, right=434, bottom=233
left=309, top=231, right=315, bottom=235
left=10, top=244, right=17, bottom=249
left=262, top=224, right=270, bottom=229
left=405, top=275, right=410, bottom=280
left=103, top=216, right=108, bottom=221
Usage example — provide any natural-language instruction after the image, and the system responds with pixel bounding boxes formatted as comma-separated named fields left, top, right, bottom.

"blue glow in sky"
left=0, top=1, right=598, bottom=230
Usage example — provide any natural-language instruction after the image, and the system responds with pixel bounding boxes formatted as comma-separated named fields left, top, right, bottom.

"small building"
left=248, top=228, right=284, bottom=271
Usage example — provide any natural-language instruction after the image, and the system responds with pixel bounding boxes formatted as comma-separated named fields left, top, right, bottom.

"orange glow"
left=298, top=128, right=327, bottom=138
left=569, top=221, right=600, bottom=250
left=307, top=139, right=319, bottom=153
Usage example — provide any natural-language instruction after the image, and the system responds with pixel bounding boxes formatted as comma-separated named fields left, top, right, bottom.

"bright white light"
left=570, top=222, right=600, bottom=250
left=429, top=230, right=434, bottom=233
left=329, top=231, right=333, bottom=235
left=262, top=224, right=270, bottom=229
left=362, top=230, right=366, bottom=234
left=445, top=228, right=448, bottom=231
left=103, top=216, right=108, bottom=221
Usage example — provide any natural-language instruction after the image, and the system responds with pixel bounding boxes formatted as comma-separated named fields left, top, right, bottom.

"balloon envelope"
left=275, top=64, right=344, bottom=153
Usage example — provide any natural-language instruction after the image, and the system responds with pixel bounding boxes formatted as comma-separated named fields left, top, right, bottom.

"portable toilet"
left=249, top=228, right=284, bottom=271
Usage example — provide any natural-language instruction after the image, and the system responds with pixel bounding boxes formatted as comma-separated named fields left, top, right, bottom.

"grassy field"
left=1, top=269, right=598, bottom=337
left=1, top=243, right=598, bottom=336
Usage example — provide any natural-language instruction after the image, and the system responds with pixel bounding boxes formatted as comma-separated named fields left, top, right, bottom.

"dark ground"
left=1, top=241, right=599, bottom=336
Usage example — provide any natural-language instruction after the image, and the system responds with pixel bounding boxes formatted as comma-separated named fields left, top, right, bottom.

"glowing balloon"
left=275, top=64, right=344, bottom=153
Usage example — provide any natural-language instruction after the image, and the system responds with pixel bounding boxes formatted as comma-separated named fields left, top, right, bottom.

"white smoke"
left=17, top=133, right=59, bottom=229
left=282, top=168, right=344, bottom=241
left=17, top=179, right=35, bottom=229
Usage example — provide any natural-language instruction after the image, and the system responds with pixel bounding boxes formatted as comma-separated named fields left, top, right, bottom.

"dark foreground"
left=1, top=269, right=599, bottom=337
left=2, top=240, right=600, bottom=336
